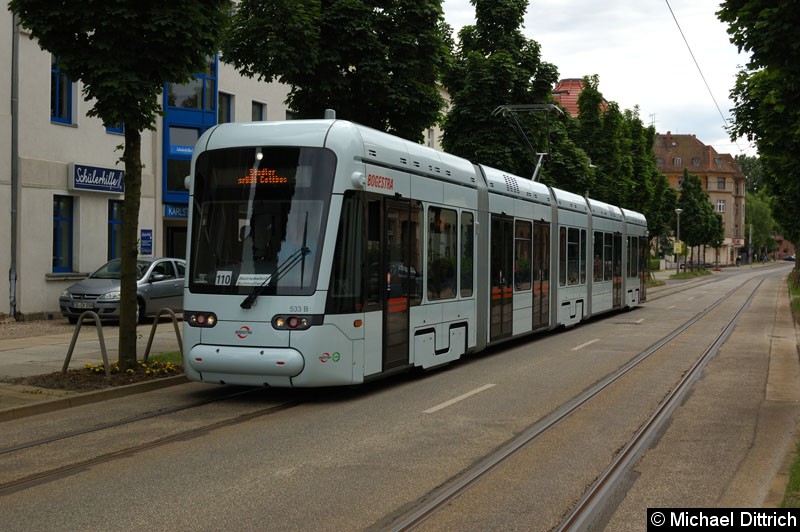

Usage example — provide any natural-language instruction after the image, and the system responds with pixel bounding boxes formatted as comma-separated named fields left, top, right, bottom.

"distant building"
left=551, top=78, right=607, bottom=117
left=654, top=132, right=747, bottom=265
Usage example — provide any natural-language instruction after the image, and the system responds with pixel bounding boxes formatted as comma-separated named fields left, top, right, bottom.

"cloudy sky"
left=442, top=0, right=754, bottom=157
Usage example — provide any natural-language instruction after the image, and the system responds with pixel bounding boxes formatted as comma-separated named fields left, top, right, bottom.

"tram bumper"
left=187, top=345, right=304, bottom=386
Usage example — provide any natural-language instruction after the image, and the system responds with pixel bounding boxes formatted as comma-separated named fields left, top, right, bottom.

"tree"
left=736, top=154, right=764, bottom=193
left=441, top=0, right=559, bottom=177
left=718, top=1, right=800, bottom=259
left=677, top=170, right=713, bottom=268
left=10, top=0, right=228, bottom=369
left=568, top=75, right=670, bottom=248
left=745, top=190, right=776, bottom=258
left=221, top=0, right=448, bottom=143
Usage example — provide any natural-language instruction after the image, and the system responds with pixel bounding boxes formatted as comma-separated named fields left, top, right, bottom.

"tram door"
left=532, top=221, right=550, bottom=330
left=490, top=216, right=514, bottom=340
left=375, top=199, right=421, bottom=371
left=613, top=233, right=623, bottom=308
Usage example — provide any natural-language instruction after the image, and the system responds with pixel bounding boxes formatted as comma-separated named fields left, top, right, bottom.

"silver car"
left=59, top=258, right=185, bottom=323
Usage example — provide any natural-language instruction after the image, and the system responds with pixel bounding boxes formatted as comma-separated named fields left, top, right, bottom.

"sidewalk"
left=0, top=319, right=185, bottom=421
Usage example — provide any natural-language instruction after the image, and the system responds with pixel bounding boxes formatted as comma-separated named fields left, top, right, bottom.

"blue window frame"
left=50, top=55, right=72, bottom=124
left=53, top=195, right=73, bottom=272
left=106, top=122, right=124, bottom=135
left=108, top=200, right=123, bottom=260
left=163, top=55, right=218, bottom=205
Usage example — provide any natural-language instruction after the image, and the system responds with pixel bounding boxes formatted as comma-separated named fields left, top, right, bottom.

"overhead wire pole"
left=492, top=104, right=565, bottom=181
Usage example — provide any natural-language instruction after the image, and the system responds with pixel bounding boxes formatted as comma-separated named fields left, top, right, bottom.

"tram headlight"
left=187, top=311, right=218, bottom=328
left=272, top=314, right=316, bottom=331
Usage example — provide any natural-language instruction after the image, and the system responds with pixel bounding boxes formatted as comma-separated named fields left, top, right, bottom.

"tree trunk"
left=118, top=129, right=143, bottom=370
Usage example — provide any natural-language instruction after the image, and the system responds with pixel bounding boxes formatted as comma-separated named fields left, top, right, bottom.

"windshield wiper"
left=240, top=213, right=310, bottom=309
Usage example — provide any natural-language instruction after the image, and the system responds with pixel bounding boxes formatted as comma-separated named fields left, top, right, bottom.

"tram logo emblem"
left=319, top=352, right=340, bottom=363
left=235, top=325, right=252, bottom=339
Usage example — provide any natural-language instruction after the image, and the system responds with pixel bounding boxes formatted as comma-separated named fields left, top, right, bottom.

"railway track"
left=382, top=271, right=773, bottom=531
left=0, top=387, right=306, bottom=496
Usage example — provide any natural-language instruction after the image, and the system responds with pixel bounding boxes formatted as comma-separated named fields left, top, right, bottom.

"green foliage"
left=568, top=75, right=671, bottom=243
left=10, top=0, right=227, bottom=132
left=737, top=154, right=764, bottom=193
left=441, top=0, right=559, bottom=176
left=718, top=1, right=800, bottom=245
left=85, top=359, right=181, bottom=378
left=222, top=0, right=448, bottom=142
left=9, top=0, right=228, bottom=369
left=745, top=190, right=776, bottom=255
left=677, top=170, right=715, bottom=248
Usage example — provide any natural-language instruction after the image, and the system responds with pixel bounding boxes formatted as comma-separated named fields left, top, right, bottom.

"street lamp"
left=675, top=208, right=683, bottom=275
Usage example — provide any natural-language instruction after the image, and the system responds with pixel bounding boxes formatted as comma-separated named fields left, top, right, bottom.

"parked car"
left=59, top=257, right=185, bottom=324
left=784, top=255, right=796, bottom=262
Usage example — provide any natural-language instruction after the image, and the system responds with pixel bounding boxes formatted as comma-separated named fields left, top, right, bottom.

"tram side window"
left=580, top=229, right=587, bottom=284
left=428, top=207, right=457, bottom=300
left=559, top=227, right=567, bottom=287
left=593, top=231, right=603, bottom=282
left=567, top=227, right=581, bottom=285
left=640, top=236, right=649, bottom=276
left=326, top=192, right=364, bottom=314
left=515, top=220, right=532, bottom=291
left=461, top=212, right=474, bottom=297
left=628, top=236, right=639, bottom=278
left=604, top=232, right=613, bottom=282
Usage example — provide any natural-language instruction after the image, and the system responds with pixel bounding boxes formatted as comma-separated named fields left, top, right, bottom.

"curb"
left=0, top=374, right=189, bottom=423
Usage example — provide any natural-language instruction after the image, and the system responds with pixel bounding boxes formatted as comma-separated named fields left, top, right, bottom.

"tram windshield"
left=189, top=146, right=336, bottom=296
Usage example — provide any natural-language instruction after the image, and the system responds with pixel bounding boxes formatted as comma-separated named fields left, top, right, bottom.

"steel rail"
left=385, top=275, right=762, bottom=532
left=555, top=277, right=764, bottom=531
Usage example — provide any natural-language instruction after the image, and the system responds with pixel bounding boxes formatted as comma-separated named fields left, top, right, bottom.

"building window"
left=251, top=101, right=265, bottom=121
left=50, top=55, right=72, bottom=124
left=218, top=92, right=233, bottom=123
left=717, top=200, right=726, bottom=212
left=692, top=157, right=701, bottom=165
left=108, top=200, right=123, bottom=260
left=163, top=55, right=217, bottom=205
left=167, top=56, right=216, bottom=111
left=656, top=157, right=664, bottom=167
left=717, top=177, right=725, bottom=190
left=672, top=157, right=682, bottom=167
left=106, top=122, right=124, bottom=135
left=166, top=126, right=199, bottom=195
left=53, top=195, right=73, bottom=272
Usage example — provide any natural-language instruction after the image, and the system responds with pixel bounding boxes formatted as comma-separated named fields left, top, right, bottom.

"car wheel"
left=137, top=299, right=147, bottom=324
left=68, top=316, right=78, bottom=325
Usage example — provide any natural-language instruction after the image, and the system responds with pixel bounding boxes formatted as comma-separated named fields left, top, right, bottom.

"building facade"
left=1, top=11, right=295, bottom=319
left=1, top=9, right=444, bottom=320
left=654, top=132, right=747, bottom=265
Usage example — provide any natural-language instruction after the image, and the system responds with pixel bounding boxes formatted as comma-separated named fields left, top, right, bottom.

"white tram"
left=183, top=120, right=648, bottom=387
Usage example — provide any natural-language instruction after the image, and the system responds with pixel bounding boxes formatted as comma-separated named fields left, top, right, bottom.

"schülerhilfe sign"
left=68, top=163, right=125, bottom=194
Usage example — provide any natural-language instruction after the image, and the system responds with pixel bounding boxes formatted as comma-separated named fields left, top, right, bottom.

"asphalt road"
left=0, top=264, right=796, bottom=531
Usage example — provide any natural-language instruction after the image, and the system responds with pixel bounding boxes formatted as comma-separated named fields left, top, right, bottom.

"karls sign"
left=68, top=163, right=125, bottom=194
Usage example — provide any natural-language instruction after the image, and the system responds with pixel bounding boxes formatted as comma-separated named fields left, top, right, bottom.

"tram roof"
left=587, top=198, right=624, bottom=221
left=480, top=165, right=553, bottom=205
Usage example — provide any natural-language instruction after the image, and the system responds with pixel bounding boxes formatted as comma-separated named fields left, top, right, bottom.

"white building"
left=1, top=8, right=444, bottom=320
left=1, top=9, right=296, bottom=320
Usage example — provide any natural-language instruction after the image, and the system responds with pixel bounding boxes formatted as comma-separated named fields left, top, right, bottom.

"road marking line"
left=424, top=384, right=496, bottom=414
left=636, top=318, right=645, bottom=324
left=572, top=339, right=600, bottom=351
left=667, top=305, right=676, bottom=309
